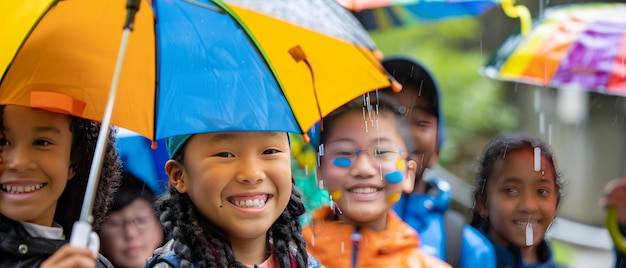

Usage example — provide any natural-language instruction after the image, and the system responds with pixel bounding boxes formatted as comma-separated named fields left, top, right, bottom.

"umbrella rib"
left=183, top=0, right=225, bottom=13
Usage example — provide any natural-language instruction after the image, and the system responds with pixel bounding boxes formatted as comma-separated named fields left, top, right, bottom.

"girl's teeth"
left=1, top=184, right=44, bottom=194
left=350, top=187, right=377, bottom=194
left=234, top=199, right=266, bottom=208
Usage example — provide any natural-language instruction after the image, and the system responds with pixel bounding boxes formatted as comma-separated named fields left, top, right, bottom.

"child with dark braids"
left=0, top=105, right=121, bottom=268
left=146, top=131, right=323, bottom=268
left=470, top=133, right=565, bottom=268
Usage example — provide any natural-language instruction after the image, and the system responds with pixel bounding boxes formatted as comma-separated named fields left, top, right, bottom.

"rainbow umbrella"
left=338, top=0, right=530, bottom=34
left=483, top=3, right=626, bottom=96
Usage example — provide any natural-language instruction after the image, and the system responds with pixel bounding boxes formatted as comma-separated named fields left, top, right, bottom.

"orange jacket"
left=303, top=207, right=451, bottom=268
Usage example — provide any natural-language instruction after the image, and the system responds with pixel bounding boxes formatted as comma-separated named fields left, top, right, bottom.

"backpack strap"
left=444, top=210, right=465, bottom=268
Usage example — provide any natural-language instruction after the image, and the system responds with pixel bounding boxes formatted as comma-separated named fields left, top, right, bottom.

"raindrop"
left=304, top=164, right=309, bottom=176
left=534, top=89, right=541, bottom=113
left=503, top=145, right=508, bottom=159
left=534, top=147, right=541, bottom=172
left=548, top=124, right=553, bottom=145
left=539, top=112, right=545, bottom=134
left=418, top=80, right=424, bottom=96
left=341, top=242, right=345, bottom=253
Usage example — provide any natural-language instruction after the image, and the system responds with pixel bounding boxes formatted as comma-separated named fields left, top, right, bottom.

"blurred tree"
left=369, top=18, right=520, bottom=180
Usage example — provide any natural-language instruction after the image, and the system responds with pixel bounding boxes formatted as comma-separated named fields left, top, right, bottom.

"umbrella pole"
left=69, top=0, right=141, bottom=250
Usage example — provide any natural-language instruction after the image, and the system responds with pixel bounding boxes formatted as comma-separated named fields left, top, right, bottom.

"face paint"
left=387, top=193, right=401, bottom=204
left=333, top=157, right=352, bottom=167
left=330, top=190, right=343, bottom=201
left=384, top=170, right=403, bottom=184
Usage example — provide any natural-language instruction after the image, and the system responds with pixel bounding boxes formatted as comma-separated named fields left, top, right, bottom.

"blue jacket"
left=487, top=237, right=561, bottom=268
left=393, top=178, right=496, bottom=268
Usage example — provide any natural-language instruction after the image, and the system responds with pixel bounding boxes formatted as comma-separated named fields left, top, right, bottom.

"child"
left=303, top=93, right=450, bottom=267
left=99, top=172, right=164, bottom=268
left=600, top=177, right=626, bottom=267
left=146, top=131, right=322, bottom=267
left=470, top=133, right=564, bottom=267
left=0, top=105, right=121, bottom=267
left=383, top=57, right=495, bottom=267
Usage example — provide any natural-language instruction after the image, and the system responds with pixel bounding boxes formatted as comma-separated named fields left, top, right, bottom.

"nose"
left=235, top=156, right=266, bottom=184
left=122, top=221, right=141, bottom=237
left=519, top=190, right=539, bottom=213
left=349, top=152, right=378, bottom=178
left=4, top=145, right=33, bottom=173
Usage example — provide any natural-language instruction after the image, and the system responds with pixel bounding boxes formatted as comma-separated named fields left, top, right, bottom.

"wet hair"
left=0, top=106, right=121, bottom=237
left=318, top=92, right=412, bottom=155
left=158, top=138, right=308, bottom=268
left=470, top=133, right=564, bottom=230
left=108, top=172, right=155, bottom=213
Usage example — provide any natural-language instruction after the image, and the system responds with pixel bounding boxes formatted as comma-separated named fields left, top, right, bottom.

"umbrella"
left=1, top=0, right=395, bottom=248
left=1, top=0, right=396, bottom=141
left=338, top=0, right=530, bottom=34
left=483, top=3, right=626, bottom=96
left=482, top=2, right=626, bottom=252
left=115, top=128, right=169, bottom=196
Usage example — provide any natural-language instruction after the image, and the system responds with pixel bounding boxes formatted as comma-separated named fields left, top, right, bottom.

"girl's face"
left=0, top=105, right=75, bottom=226
left=99, top=198, right=163, bottom=268
left=167, top=132, right=292, bottom=241
left=478, top=148, right=558, bottom=248
left=318, top=111, right=416, bottom=231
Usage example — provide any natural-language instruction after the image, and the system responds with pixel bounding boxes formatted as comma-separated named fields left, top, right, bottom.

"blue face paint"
left=332, top=157, right=352, bottom=167
left=384, top=170, right=403, bottom=184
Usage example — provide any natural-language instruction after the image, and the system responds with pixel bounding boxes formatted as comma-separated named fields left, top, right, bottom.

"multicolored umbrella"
left=339, top=0, right=530, bottom=34
left=1, top=0, right=396, bottom=141
left=2, top=0, right=396, bottom=248
left=115, top=129, right=169, bottom=196
left=483, top=3, right=626, bottom=96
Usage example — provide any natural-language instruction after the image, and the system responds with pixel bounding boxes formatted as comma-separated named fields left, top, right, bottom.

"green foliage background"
left=369, top=18, right=520, bottom=177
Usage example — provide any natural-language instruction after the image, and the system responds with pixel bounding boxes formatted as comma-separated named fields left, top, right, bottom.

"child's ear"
left=67, top=164, right=76, bottom=181
left=166, top=159, right=187, bottom=193
left=475, top=193, right=489, bottom=218
left=402, top=159, right=417, bottom=193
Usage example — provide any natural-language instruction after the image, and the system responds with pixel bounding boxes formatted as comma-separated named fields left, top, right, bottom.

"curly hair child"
left=0, top=105, right=121, bottom=267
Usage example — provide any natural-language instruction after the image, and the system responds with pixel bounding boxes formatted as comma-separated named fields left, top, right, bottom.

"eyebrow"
left=3, top=126, right=63, bottom=135
left=500, top=177, right=553, bottom=185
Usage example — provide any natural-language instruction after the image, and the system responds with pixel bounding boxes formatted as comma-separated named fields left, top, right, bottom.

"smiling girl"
left=146, top=131, right=321, bottom=268
left=471, top=133, right=565, bottom=268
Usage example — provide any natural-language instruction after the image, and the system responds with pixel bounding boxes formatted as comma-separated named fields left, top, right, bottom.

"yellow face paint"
left=387, top=193, right=402, bottom=204
left=330, top=190, right=343, bottom=201
left=395, top=159, right=405, bottom=170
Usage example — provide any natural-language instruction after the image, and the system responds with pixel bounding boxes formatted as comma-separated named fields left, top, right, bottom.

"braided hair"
left=155, top=143, right=308, bottom=268
left=0, top=106, right=121, bottom=237
left=470, top=133, right=564, bottom=230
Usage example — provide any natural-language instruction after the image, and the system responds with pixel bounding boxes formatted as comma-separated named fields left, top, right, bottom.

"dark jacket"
left=147, top=239, right=324, bottom=268
left=0, top=216, right=112, bottom=268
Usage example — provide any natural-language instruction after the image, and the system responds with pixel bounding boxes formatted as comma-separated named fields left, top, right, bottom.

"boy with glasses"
left=99, top=172, right=164, bottom=268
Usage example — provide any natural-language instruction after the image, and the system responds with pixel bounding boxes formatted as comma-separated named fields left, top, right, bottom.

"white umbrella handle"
left=69, top=0, right=141, bottom=248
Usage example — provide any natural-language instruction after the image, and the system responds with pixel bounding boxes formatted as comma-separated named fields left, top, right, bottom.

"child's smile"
left=228, top=193, right=272, bottom=209
left=1, top=183, right=46, bottom=194
left=0, top=105, right=74, bottom=227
